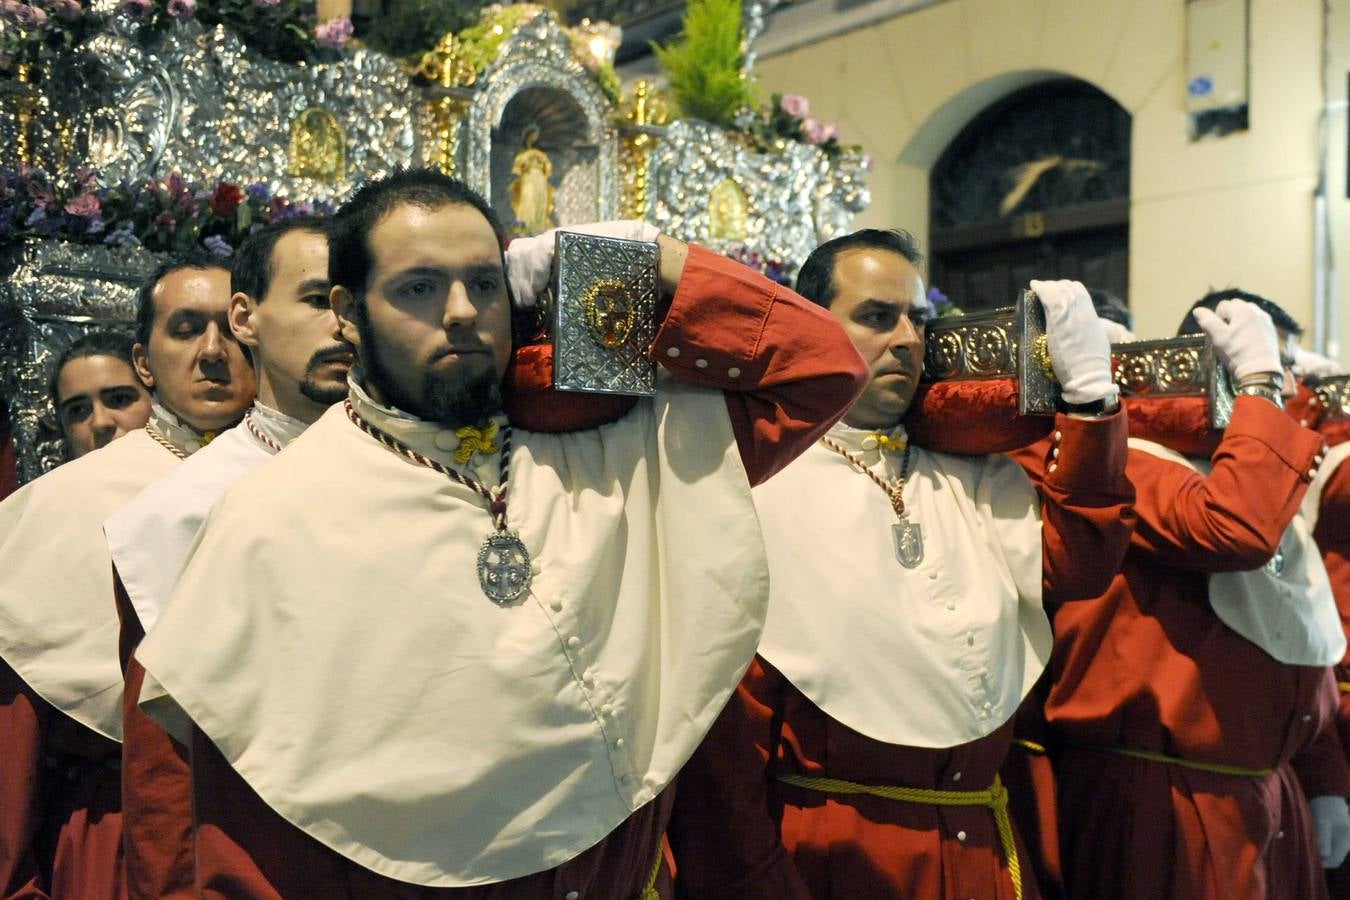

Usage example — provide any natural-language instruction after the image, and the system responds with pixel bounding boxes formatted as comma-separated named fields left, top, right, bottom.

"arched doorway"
left=928, top=79, right=1131, bottom=313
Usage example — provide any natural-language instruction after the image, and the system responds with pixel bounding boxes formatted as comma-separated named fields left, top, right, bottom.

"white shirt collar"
left=248, top=401, right=308, bottom=452
left=149, top=398, right=210, bottom=456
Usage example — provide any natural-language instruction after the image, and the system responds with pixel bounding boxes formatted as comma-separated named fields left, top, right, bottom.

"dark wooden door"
left=930, top=203, right=1128, bottom=312
left=928, top=80, right=1131, bottom=314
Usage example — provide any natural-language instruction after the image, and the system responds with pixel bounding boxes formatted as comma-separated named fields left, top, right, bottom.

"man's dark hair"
left=134, top=251, right=231, bottom=347
left=1089, top=288, right=1133, bottom=329
left=795, top=228, right=924, bottom=309
left=231, top=215, right=331, bottom=302
left=49, top=330, right=140, bottom=404
left=329, top=168, right=506, bottom=297
left=1178, top=288, right=1303, bottom=337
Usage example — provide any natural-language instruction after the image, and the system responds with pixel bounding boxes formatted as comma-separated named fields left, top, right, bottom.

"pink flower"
left=153, top=211, right=177, bottom=232
left=47, top=0, right=81, bottom=20
left=165, top=0, right=194, bottom=18
left=254, top=0, right=281, bottom=6
left=802, top=118, right=837, bottom=145
left=117, top=0, right=150, bottom=16
left=779, top=94, right=810, bottom=119
left=64, top=192, right=101, bottom=219
left=314, top=15, right=353, bottom=48
left=861, top=154, right=874, bottom=171
left=7, top=2, right=48, bottom=28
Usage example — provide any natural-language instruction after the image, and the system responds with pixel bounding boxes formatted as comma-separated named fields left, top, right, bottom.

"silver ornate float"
left=0, top=8, right=869, bottom=481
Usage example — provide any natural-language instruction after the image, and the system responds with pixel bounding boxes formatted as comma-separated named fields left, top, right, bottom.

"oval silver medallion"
left=477, top=530, right=533, bottom=605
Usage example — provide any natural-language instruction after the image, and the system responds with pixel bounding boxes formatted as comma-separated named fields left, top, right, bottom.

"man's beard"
left=298, top=345, right=353, bottom=406
left=353, top=300, right=503, bottom=428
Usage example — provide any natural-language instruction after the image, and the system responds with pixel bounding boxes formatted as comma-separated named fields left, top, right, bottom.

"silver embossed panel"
left=1315, top=374, right=1350, bottom=424
left=1111, top=335, right=1234, bottom=429
left=921, top=291, right=1056, bottom=416
left=553, top=231, right=659, bottom=397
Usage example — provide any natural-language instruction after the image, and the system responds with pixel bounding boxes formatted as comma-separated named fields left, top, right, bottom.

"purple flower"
left=779, top=94, right=810, bottom=119
left=314, top=15, right=353, bottom=48
left=104, top=221, right=141, bottom=247
left=165, top=0, right=194, bottom=19
left=72, top=167, right=99, bottom=191
left=63, top=192, right=101, bottom=219
left=24, top=206, right=46, bottom=226
left=117, top=0, right=150, bottom=17
left=153, top=210, right=177, bottom=232
left=203, top=234, right=233, bottom=257
left=85, top=216, right=106, bottom=234
left=245, top=182, right=270, bottom=201
left=927, top=286, right=949, bottom=304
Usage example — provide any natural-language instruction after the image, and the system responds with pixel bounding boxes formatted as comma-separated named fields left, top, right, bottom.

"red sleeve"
left=1314, top=456, right=1350, bottom=625
left=667, top=657, right=812, bottom=899
left=651, top=247, right=868, bottom=486
left=1014, top=411, right=1136, bottom=602
left=1128, top=396, right=1326, bottom=572
left=116, top=573, right=196, bottom=899
left=0, top=657, right=51, bottom=900
left=1291, top=715, right=1350, bottom=801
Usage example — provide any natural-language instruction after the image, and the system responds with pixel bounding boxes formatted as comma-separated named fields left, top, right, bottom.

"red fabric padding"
left=1322, top=419, right=1350, bottom=447
left=1124, top=395, right=1223, bottom=458
left=1285, top=383, right=1324, bottom=430
left=904, top=379, right=1054, bottom=455
left=502, top=342, right=639, bottom=433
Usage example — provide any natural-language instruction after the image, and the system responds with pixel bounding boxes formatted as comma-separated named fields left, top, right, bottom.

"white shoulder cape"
left=0, top=429, right=180, bottom=739
left=137, top=379, right=768, bottom=886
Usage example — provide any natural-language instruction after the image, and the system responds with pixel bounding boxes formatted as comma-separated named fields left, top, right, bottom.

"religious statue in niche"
left=288, top=106, right=346, bottom=181
left=708, top=176, right=749, bottom=241
left=509, top=125, right=556, bottom=234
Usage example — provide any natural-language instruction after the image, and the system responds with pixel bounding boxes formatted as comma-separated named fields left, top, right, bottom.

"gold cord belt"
left=1337, top=681, right=1350, bottom=694
left=1096, top=745, right=1273, bottom=779
left=776, top=772, right=1023, bottom=900
left=638, top=846, right=662, bottom=900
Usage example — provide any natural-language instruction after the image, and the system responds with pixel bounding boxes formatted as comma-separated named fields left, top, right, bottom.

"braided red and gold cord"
left=343, top=400, right=512, bottom=530
left=244, top=413, right=284, bottom=455
left=820, top=436, right=912, bottom=518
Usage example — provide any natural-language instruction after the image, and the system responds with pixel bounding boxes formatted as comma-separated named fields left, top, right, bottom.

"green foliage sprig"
left=651, top=0, right=756, bottom=128
left=362, top=0, right=479, bottom=60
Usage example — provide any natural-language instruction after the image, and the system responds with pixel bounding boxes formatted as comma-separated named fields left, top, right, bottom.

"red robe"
left=112, top=577, right=195, bottom=900
left=0, top=658, right=126, bottom=900
left=1040, top=396, right=1336, bottom=900
left=0, top=401, right=17, bottom=503
left=1311, top=417, right=1350, bottom=897
left=161, top=246, right=869, bottom=898
left=666, top=411, right=1135, bottom=899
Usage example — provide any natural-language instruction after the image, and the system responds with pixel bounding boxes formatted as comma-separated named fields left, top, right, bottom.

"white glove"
left=1293, top=346, right=1343, bottom=379
left=1190, top=299, right=1282, bottom=382
left=505, top=220, right=661, bottom=309
left=1100, top=319, right=1138, bottom=344
left=1030, top=279, right=1118, bottom=406
left=1310, top=795, right=1350, bottom=868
